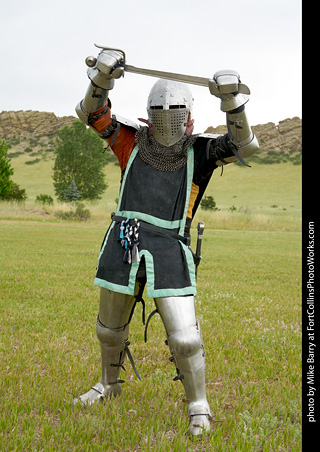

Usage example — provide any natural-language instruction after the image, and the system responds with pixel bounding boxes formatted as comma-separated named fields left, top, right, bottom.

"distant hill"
left=0, top=110, right=75, bottom=138
left=205, top=117, right=302, bottom=154
left=0, top=110, right=301, bottom=155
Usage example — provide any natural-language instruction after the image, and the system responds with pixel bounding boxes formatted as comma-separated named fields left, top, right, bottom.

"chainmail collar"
left=135, top=127, right=198, bottom=172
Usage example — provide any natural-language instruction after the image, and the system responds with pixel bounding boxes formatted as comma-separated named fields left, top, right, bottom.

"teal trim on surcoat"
left=94, top=246, right=196, bottom=297
left=94, top=144, right=197, bottom=297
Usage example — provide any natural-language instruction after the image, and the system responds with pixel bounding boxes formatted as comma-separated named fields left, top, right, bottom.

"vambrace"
left=75, top=82, right=119, bottom=141
left=76, top=82, right=109, bottom=125
left=225, top=105, right=259, bottom=164
left=204, top=106, right=259, bottom=167
left=199, top=105, right=258, bottom=168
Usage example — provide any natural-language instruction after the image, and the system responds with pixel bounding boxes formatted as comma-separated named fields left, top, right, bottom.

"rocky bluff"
left=0, top=110, right=75, bottom=139
left=205, top=117, right=302, bottom=153
left=0, top=110, right=301, bottom=153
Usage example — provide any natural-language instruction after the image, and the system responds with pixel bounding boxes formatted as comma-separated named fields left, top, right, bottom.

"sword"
left=85, top=44, right=250, bottom=96
left=195, top=222, right=205, bottom=279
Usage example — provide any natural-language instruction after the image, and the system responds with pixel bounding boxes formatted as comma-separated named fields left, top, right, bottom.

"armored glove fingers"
left=87, top=50, right=125, bottom=90
left=208, top=70, right=250, bottom=112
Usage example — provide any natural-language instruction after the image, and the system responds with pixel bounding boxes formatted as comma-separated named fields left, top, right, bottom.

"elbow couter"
left=237, top=134, right=259, bottom=159
left=75, top=100, right=89, bottom=124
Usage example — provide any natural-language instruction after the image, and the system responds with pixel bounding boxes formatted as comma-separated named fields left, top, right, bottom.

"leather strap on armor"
left=144, top=309, right=159, bottom=343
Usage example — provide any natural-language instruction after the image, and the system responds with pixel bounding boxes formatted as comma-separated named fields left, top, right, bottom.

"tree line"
left=0, top=121, right=109, bottom=203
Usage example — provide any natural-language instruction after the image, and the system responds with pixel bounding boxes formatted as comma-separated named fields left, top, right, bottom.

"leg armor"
left=73, top=284, right=142, bottom=405
left=154, top=296, right=212, bottom=435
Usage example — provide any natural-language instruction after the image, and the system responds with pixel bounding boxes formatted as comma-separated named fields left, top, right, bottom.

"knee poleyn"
left=96, top=318, right=128, bottom=347
left=167, top=324, right=206, bottom=375
left=168, top=326, right=202, bottom=358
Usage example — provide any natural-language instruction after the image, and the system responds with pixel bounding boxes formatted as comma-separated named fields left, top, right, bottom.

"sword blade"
left=90, top=45, right=250, bottom=94
left=124, top=64, right=210, bottom=87
left=124, top=64, right=250, bottom=94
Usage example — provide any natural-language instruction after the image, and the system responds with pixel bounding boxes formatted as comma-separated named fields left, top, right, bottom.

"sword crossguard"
left=85, top=45, right=126, bottom=70
left=94, top=44, right=126, bottom=64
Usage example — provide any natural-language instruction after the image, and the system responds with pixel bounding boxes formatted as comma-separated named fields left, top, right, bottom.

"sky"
left=1, top=0, right=301, bottom=134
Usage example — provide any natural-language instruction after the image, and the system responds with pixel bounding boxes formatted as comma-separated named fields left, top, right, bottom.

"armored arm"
left=209, top=70, right=259, bottom=164
left=75, top=50, right=125, bottom=137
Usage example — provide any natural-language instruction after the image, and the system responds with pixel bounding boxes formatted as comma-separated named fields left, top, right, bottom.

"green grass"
left=8, top=152, right=301, bottom=220
left=0, top=156, right=301, bottom=451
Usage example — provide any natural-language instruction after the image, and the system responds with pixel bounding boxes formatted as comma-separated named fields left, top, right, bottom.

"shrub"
left=54, top=202, right=90, bottom=222
left=73, top=202, right=90, bottom=221
left=35, top=194, right=54, bottom=206
left=200, top=195, right=218, bottom=211
left=25, top=158, right=41, bottom=165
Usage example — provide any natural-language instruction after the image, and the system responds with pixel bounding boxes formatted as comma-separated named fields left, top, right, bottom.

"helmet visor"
left=148, top=105, right=189, bottom=146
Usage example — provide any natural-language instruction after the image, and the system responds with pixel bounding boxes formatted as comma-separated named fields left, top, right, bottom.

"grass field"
left=0, top=155, right=302, bottom=451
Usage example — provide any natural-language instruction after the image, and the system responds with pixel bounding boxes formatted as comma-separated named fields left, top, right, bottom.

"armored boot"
left=155, top=296, right=212, bottom=436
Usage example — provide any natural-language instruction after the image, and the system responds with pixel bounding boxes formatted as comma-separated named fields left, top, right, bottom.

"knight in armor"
left=73, top=50, right=259, bottom=436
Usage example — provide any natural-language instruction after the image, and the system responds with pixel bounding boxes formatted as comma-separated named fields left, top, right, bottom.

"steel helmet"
left=147, top=79, right=194, bottom=147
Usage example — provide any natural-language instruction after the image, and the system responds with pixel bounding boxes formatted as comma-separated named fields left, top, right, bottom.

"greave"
left=73, top=319, right=129, bottom=406
left=167, top=323, right=212, bottom=419
left=73, top=286, right=143, bottom=406
left=97, top=318, right=129, bottom=397
left=155, top=296, right=212, bottom=434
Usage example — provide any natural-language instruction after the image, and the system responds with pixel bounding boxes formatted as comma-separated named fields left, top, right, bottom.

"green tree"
left=0, top=139, right=14, bottom=199
left=0, top=140, right=26, bottom=201
left=52, top=121, right=108, bottom=201
left=63, top=180, right=82, bottom=202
